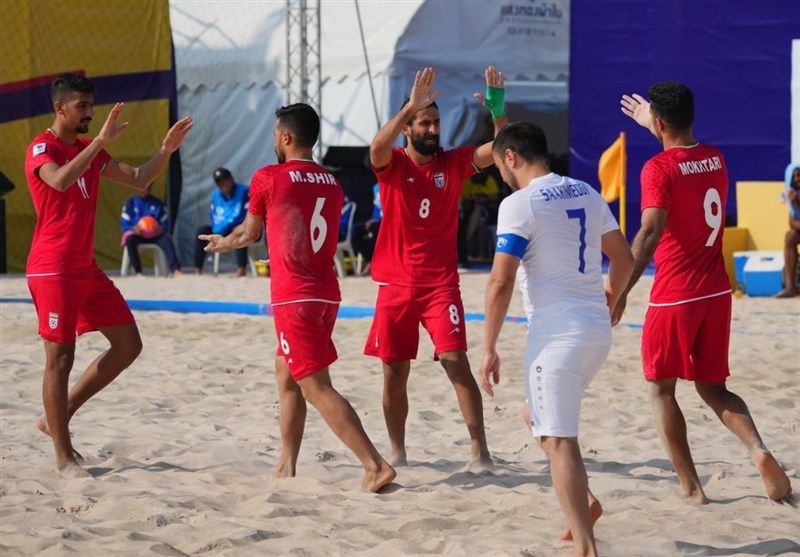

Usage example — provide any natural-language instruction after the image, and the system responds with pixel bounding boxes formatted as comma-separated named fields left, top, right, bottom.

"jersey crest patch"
left=433, top=171, right=445, bottom=189
left=48, top=312, right=59, bottom=330
left=33, top=143, right=46, bottom=157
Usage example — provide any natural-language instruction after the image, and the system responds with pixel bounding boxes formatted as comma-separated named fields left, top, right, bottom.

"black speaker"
left=323, top=146, right=371, bottom=169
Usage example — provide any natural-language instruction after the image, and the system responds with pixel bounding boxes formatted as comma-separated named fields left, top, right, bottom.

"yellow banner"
left=0, top=0, right=173, bottom=272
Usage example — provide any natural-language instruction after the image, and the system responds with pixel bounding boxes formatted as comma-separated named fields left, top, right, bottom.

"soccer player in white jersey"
left=480, top=122, right=633, bottom=557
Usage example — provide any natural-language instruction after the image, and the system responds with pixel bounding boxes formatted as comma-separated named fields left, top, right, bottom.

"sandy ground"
left=0, top=270, right=798, bottom=556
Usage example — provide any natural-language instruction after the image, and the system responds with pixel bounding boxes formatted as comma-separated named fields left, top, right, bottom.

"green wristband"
left=485, top=85, right=505, bottom=118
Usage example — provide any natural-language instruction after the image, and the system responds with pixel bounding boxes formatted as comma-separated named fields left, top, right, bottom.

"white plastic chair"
left=213, top=250, right=258, bottom=276
left=334, top=201, right=362, bottom=278
left=212, top=226, right=266, bottom=276
left=120, top=243, right=169, bottom=276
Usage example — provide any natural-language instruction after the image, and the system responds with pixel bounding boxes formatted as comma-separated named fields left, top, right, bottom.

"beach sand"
left=1, top=271, right=798, bottom=556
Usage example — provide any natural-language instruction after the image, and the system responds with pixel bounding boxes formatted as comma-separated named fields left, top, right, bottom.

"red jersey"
left=249, top=159, right=343, bottom=305
left=371, top=146, right=477, bottom=286
left=24, top=130, right=111, bottom=275
left=640, top=144, right=732, bottom=305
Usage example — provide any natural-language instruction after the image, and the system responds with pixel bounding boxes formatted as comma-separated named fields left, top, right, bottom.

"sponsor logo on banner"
left=48, top=312, right=59, bottom=330
left=500, top=0, right=566, bottom=38
left=433, top=172, right=445, bottom=189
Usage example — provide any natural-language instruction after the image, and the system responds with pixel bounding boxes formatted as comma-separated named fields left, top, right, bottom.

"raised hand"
left=162, top=116, right=194, bottom=154
left=474, top=65, right=505, bottom=106
left=96, top=103, right=130, bottom=145
left=621, top=94, right=653, bottom=130
left=408, top=67, right=440, bottom=113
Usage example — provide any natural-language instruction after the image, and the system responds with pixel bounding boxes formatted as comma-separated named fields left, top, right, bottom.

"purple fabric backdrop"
left=569, top=0, right=799, bottom=238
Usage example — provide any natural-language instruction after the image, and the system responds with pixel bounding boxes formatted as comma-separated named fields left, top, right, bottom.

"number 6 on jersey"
left=310, top=197, right=328, bottom=253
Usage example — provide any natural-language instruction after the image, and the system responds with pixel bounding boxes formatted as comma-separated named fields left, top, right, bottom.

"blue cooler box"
left=742, top=251, right=784, bottom=296
left=733, top=250, right=756, bottom=292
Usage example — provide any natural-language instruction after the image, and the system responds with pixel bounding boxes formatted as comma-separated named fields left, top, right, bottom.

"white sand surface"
left=1, top=271, right=797, bottom=556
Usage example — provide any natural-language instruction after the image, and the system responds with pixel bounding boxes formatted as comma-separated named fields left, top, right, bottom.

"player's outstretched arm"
left=103, top=115, right=194, bottom=192
left=481, top=251, right=519, bottom=397
left=370, top=67, right=440, bottom=169
left=474, top=66, right=509, bottom=169
left=37, top=103, right=130, bottom=192
left=621, top=93, right=657, bottom=138
left=200, top=213, right=263, bottom=253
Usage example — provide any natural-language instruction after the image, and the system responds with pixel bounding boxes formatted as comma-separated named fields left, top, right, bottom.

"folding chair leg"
left=120, top=248, right=130, bottom=276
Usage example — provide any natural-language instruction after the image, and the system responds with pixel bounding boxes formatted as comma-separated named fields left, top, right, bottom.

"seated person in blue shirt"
left=121, top=188, right=182, bottom=277
left=194, top=167, right=250, bottom=276
left=776, top=164, right=800, bottom=298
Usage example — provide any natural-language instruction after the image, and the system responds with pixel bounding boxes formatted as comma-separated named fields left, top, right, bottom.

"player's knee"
left=539, top=435, right=578, bottom=453
left=46, top=350, right=75, bottom=375
left=116, top=331, right=143, bottom=364
left=694, top=380, right=727, bottom=402
left=786, top=229, right=800, bottom=245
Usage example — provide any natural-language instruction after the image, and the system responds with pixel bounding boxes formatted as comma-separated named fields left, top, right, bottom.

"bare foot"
left=466, top=453, right=494, bottom=474
left=57, top=460, right=91, bottom=479
left=521, top=402, right=532, bottom=430
left=171, top=269, right=184, bottom=278
left=274, top=455, right=297, bottom=479
left=678, top=485, right=709, bottom=505
left=36, top=417, right=50, bottom=436
left=235, top=268, right=247, bottom=278
left=390, top=449, right=408, bottom=467
left=757, top=451, right=792, bottom=502
left=558, top=495, right=603, bottom=545
left=362, top=459, right=396, bottom=493
left=774, top=288, right=799, bottom=299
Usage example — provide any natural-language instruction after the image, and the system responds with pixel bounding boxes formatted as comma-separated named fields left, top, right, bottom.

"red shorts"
left=272, top=301, right=338, bottom=380
left=27, top=267, right=135, bottom=344
left=364, top=284, right=467, bottom=362
left=642, top=294, right=731, bottom=383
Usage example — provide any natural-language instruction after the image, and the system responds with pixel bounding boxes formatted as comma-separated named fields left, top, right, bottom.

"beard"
left=274, top=146, right=286, bottom=164
left=75, top=119, right=91, bottom=134
left=410, top=133, right=439, bottom=156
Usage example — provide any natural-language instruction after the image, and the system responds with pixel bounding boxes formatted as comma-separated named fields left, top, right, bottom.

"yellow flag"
left=598, top=132, right=626, bottom=203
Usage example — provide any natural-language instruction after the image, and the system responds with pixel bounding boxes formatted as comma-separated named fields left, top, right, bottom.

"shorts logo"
left=433, top=172, right=445, bottom=189
left=48, top=312, right=59, bottom=330
left=33, top=143, right=46, bottom=157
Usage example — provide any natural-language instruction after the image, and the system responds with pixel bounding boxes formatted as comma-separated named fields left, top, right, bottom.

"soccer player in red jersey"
left=613, top=82, right=792, bottom=503
left=365, top=66, right=507, bottom=470
left=200, top=104, right=396, bottom=492
left=25, top=73, right=193, bottom=476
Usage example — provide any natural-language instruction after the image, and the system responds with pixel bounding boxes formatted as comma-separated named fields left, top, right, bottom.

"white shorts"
left=524, top=338, right=610, bottom=438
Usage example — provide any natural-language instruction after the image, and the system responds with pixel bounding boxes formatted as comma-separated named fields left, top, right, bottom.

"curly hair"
left=648, top=81, right=694, bottom=130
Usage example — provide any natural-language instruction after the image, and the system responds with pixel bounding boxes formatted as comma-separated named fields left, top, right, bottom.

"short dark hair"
left=492, top=122, right=548, bottom=163
left=648, top=81, right=694, bottom=130
left=51, top=73, right=95, bottom=104
left=401, top=97, right=439, bottom=125
left=275, top=103, right=319, bottom=148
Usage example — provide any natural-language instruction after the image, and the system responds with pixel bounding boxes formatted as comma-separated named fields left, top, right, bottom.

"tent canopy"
left=169, top=0, right=570, bottom=265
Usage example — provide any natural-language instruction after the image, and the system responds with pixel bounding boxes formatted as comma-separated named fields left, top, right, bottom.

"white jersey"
left=495, top=173, right=619, bottom=339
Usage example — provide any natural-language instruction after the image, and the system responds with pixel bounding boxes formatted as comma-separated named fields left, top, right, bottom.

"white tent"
left=169, top=0, right=570, bottom=265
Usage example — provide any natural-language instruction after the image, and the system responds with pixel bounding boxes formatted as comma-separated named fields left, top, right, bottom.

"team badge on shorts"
left=48, top=312, right=59, bottom=330
left=433, top=171, right=445, bottom=188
